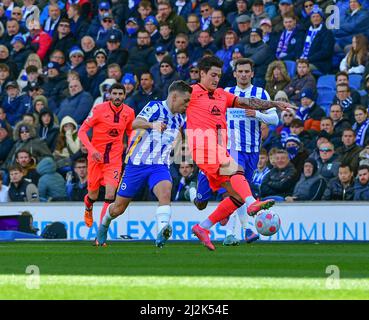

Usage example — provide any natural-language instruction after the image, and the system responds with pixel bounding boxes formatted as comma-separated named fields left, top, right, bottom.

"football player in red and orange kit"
left=78, top=83, right=135, bottom=228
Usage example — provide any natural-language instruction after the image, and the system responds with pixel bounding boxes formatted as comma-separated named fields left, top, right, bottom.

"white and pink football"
left=255, top=210, right=281, bottom=236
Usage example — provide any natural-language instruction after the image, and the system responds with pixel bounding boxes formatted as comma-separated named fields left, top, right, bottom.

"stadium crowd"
left=0, top=0, right=369, bottom=203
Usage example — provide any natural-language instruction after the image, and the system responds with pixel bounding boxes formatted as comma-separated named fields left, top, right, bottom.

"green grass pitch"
left=1, top=241, right=369, bottom=300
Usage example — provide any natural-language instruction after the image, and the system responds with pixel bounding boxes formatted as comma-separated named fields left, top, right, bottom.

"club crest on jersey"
left=209, top=105, right=221, bottom=116
left=108, top=128, right=119, bottom=137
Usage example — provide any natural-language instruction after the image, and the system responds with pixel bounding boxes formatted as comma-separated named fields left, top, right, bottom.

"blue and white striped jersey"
left=125, top=100, right=185, bottom=166
left=225, top=85, right=278, bottom=153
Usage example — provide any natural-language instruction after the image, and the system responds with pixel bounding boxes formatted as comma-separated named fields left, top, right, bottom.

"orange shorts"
left=193, top=145, right=232, bottom=191
left=87, top=161, right=122, bottom=191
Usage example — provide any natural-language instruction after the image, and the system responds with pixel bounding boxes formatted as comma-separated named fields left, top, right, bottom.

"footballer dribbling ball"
left=255, top=210, right=281, bottom=236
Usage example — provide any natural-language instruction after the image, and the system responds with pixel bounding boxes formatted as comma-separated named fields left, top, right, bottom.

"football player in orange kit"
left=78, top=83, right=135, bottom=228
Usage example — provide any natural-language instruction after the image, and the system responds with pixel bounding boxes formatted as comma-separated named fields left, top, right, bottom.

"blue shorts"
left=117, top=164, right=172, bottom=198
left=196, top=151, right=259, bottom=201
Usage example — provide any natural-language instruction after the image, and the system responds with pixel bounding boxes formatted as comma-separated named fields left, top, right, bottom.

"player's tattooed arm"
left=236, top=97, right=296, bottom=111
left=133, top=117, right=167, bottom=132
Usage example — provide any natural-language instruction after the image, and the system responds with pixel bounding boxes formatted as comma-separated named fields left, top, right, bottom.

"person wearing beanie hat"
left=286, top=157, right=327, bottom=202
left=121, top=73, right=137, bottom=100
left=274, top=90, right=290, bottom=102
left=296, top=87, right=325, bottom=132
left=285, top=133, right=309, bottom=175
left=10, top=34, right=33, bottom=72
left=300, top=4, right=334, bottom=74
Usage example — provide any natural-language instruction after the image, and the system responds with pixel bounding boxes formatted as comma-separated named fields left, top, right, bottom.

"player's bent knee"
left=195, top=200, right=208, bottom=210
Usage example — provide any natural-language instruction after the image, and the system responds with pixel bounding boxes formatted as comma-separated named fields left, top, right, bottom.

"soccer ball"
left=255, top=210, right=281, bottom=236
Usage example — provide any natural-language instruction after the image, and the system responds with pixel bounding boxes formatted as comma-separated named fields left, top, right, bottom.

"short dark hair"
left=342, top=128, right=356, bottom=136
left=234, top=58, right=254, bottom=71
left=290, top=118, right=304, bottom=128
left=85, top=58, right=97, bottom=66
left=70, top=3, right=82, bottom=15
left=358, top=164, right=369, bottom=172
left=74, top=157, right=87, bottom=167
left=109, top=83, right=126, bottom=94
left=330, top=104, right=342, bottom=112
left=335, top=71, right=348, bottom=81
left=0, top=63, right=9, bottom=72
left=259, top=148, right=268, bottom=156
left=198, top=55, right=223, bottom=72
left=176, top=49, right=189, bottom=57
left=140, top=71, right=153, bottom=80
left=321, top=116, right=333, bottom=124
left=26, top=65, right=38, bottom=74
left=355, top=105, right=368, bottom=114
left=339, top=163, right=352, bottom=172
left=337, top=83, right=350, bottom=91
left=15, top=149, right=31, bottom=159
left=168, top=80, right=193, bottom=94
left=296, top=58, right=309, bottom=66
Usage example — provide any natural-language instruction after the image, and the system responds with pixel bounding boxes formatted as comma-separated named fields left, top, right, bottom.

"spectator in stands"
left=285, top=158, right=326, bottom=201
left=299, top=5, right=335, bottom=75
left=186, top=14, right=201, bottom=47
left=319, top=116, right=342, bottom=148
left=5, top=121, right=51, bottom=167
left=67, top=3, right=89, bottom=41
left=188, top=62, right=200, bottom=84
left=296, top=88, right=325, bottom=132
left=250, top=148, right=271, bottom=197
left=352, top=105, right=369, bottom=147
left=22, top=113, right=36, bottom=126
left=0, top=64, right=11, bottom=101
left=226, top=0, right=248, bottom=30
left=336, top=128, right=363, bottom=174
left=243, top=27, right=273, bottom=86
left=322, top=163, right=355, bottom=200
left=250, top=0, right=269, bottom=28
left=2, top=18, right=22, bottom=51
left=10, top=7, right=24, bottom=27
left=36, top=157, right=67, bottom=201
left=359, top=144, right=369, bottom=166
left=261, top=122, right=283, bottom=151
left=150, top=46, right=169, bottom=81
left=65, top=0, right=92, bottom=26
left=361, top=74, right=369, bottom=109
left=94, top=48, right=107, bottom=73
left=156, top=56, right=180, bottom=98
left=0, top=120, right=14, bottom=166
left=37, top=107, right=59, bottom=152
left=316, top=141, right=341, bottom=182
left=330, top=104, right=352, bottom=140
left=172, top=0, right=192, bottom=20
left=80, top=36, right=97, bottom=61
left=260, top=149, right=298, bottom=200
left=0, top=171, right=9, bottom=202
left=19, top=64, right=44, bottom=92
left=172, top=162, right=197, bottom=201
left=57, top=79, right=93, bottom=125
left=156, top=22, right=175, bottom=53
left=176, top=50, right=192, bottom=81
left=66, top=157, right=88, bottom=201
left=354, top=164, right=369, bottom=200
left=10, top=35, right=32, bottom=72
left=93, top=78, right=116, bottom=106
left=123, top=29, right=157, bottom=76
left=277, top=107, right=296, bottom=146
left=87, top=1, right=112, bottom=39
left=333, top=83, right=357, bottom=124
left=82, top=59, right=105, bottom=100
left=260, top=18, right=279, bottom=53
left=339, top=34, right=368, bottom=75
left=284, top=58, right=316, bottom=104
left=235, top=14, right=252, bottom=45
left=42, top=61, right=68, bottom=113
left=275, top=13, right=305, bottom=61
left=335, top=71, right=361, bottom=103
left=309, top=130, right=331, bottom=161
left=215, top=30, right=239, bottom=74
left=144, top=15, right=160, bottom=44
left=209, top=10, right=230, bottom=49
left=334, top=0, right=369, bottom=51
left=96, top=13, right=123, bottom=50
left=199, top=2, right=213, bottom=31
left=66, top=46, right=86, bottom=80
left=290, top=118, right=315, bottom=152
left=126, top=72, right=163, bottom=116
left=22, top=0, right=40, bottom=23
left=285, top=134, right=309, bottom=175
left=42, top=2, right=61, bottom=37
left=27, top=19, right=52, bottom=61
left=106, top=33, right=128, bottom=68
left=15, top=149, right=39, bottom=185
left=121, top=73, right=137, bottom=101
left=8, top=164, right=39, bottom=202
left=156, top=0, right=188, bottom=35
left=48, top=49, right=67, bottom=73
left=2, top=81, right=29, bottom=126
left=0, top=45, right=18, bottom=80
left=53, top=116, right=80, bottom=168
left=272, top=0, right=295, bottom=33
left=265, top=60, right=290, bottom=99
left=107, top=63, right=122, bottom=82
left=191, top=30, right=217, bottom=62
left=121, top=17, right=140, bottom=51
left=48, top=18, right=77, bottom=60
left=299, top=0, right=315, bottom=31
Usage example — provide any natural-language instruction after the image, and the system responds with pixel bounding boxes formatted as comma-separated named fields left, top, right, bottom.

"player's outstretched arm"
left=133, top=117, right=167, bottom=132
left=236, top=97, right=297, bottom=111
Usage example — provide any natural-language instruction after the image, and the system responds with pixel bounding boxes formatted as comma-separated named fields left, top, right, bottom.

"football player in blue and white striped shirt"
left=190, top=58, right=279, bottom=245
left=96, top=81, right=193, bottom=248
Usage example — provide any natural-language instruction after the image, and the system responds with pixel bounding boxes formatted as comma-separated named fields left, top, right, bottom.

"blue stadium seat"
left=349, top=74, right=363, bottom=90
left=284, top=60, right=296, bottom=78
left=317, top=86, right=336, bottom=115
left=317, top=74, right=336, bottom=90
